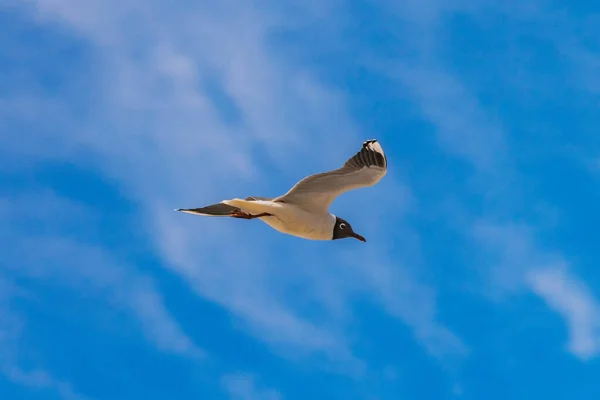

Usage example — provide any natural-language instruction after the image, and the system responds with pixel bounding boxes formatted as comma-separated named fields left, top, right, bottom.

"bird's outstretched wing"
left=273, top=139, right=387, bottom=213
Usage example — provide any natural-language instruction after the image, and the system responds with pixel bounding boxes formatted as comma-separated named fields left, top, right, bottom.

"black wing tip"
left=362, top=139, right=387, bottom=168
left=342, top=139, right=387, bottom=170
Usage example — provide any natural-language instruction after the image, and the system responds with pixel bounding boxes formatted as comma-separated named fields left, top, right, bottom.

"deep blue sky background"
left=2, top=0, right=600, bottom=399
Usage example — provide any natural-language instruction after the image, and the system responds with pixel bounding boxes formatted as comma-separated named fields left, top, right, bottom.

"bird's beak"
left=352, top=232, right=366, bottom=242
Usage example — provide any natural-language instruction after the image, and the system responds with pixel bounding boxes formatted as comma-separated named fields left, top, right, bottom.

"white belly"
left=260, top=205, right=335, bottom=241
left=221, top=198, right=335, bottom=240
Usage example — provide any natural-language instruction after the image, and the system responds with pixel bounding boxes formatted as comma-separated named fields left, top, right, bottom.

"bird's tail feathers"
left=175, top=202, right=240, bottom=217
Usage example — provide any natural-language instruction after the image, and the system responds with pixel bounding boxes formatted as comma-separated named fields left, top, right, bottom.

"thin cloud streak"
left=474, top=221, right=600, bottom=361
left=394, top=64, right=506, bottom=172
left=2, top=366, right=92, bottom=400
left=221, top=373, right=282, bottom=400
left=0, top=278, right=90, bottom=400
left=1, top=191, right=202, bottom=359
left=528, top=267, right=600, bottom=360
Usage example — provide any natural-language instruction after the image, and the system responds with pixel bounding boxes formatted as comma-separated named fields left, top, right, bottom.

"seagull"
left=176, top=139, right=387, bottom=242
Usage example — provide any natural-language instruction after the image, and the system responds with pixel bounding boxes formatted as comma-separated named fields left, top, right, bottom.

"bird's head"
left=332, top=216, right=366, bottom=242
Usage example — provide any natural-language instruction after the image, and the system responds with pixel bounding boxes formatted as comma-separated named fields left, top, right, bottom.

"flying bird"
left=176, top=139, right=387, bottom=242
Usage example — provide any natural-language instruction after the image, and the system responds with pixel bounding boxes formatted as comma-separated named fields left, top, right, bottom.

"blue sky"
left=2, top=0, right=600, bottom=399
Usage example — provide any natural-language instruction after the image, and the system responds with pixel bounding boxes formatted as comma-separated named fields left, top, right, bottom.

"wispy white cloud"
left=221, top=373, right=281, bottom=400
left=0, top=277, right=90, bottom=400
left=2, top=366, right=91, bottom=400
left=473, top=220, right=600, bottom=361
left=472, top=222, right=548, bottom=297
left=527, top=267, right=600, bottom=359
left=347, top=253, right=467, bottom=359
left=1, top=190, right=202, bottom=359
left=0, top=276, right=23, bottom=362
left=394, top=64, right=506, bottom=172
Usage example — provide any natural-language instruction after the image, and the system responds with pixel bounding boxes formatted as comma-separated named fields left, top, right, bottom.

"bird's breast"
left=259, top=205, right=334, bottom=240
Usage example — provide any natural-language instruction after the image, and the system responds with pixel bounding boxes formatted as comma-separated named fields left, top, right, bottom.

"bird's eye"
left=340, top=223, right=346, bottom=229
